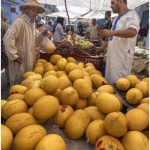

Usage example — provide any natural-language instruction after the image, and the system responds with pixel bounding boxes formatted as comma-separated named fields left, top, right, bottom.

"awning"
left=38, top=0, right=149, bottom=11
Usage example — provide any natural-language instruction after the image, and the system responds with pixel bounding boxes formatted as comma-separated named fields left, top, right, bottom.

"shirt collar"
left=23, top=14, right=34, bottom=27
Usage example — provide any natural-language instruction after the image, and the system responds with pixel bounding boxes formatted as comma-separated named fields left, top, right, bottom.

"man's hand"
left=42, top=29, right=52, bottom=38
left=101, top=29, right=114, bottom=38
left=14, top=57, right=22, bottom=64
left=96, top=47, right=103, bottom=54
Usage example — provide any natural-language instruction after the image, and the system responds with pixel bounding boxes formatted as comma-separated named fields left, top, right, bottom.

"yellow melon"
left=33, top=95, right=59, bottom=120
left=7, top=94, right=25, bottom=101
left=14, top=124, right=47, bottom=150
left=35, top=62, right=43, bottom=67
left=35, top=134, right=67, bottom=150
left=125, top=109, right=148, bottom=131
left=27, top=80, right=42, bottom=90
left=54, top=65, right=58, bottom=71
left=24, top=88, right=47, bottom=106
left=57, top=71, right=67, bottom=75
left=64, top=109, right=90, bottom=139
left=91, top=75, right=107, bottom=88
left=1, top=124, right=13, bottom=150
left=10, top=85, right=27, bottom=95
left=121, top=131, right=149, bottom=150
left=84, top=106, right=106, bottom=121
left=113, top=94, right=123, bottom=111
left=95, top=135, right=124, bottom=150
left=116, top=78, right=130, bottom=91
left=53, top=105, right=74, bottom=128
left=67, top=57, right=76, bottom=63
left=104, top=112, right=128, bottom=137
left=1, top=100, right=7, bottom=108
left=135, top=81, right=149, bottom=97
left=78, top=62, right=84, bottom=67
left=85, top=62, right=95, bottom=67
left=65, top=63, right=78, bottom=73
left=60, top=87, right=79, bottom=106
left=43, top=71, right=59, bottom=78
left=41, top=75, right=59, bottom=93
left=96, top=92, right=120, bottom=114
left=36, top=59, right=47, bottom=64
left=86, top=120, right=107, bottom=145
left=126, top=88, right=143, bottom=104
left=96, top=85, right=114, bottom=94
left=73, top=79, right=93, bottom=98
left=23, top=71, right=36, bottom=79
left=58, top=76, right=72, bottom=90
left=57, top=58, right=68, bottom=70
left=43, top=62, right=51, bottom=69
left=50, top=54, right=62, bottom=65
left=84, top=78, right=92, bottom=86
left=84, top=66, right=95, bottom=72
left=140, top=97, right=149, bottom=104
left=89, top=70, right=102, bottom=76
left=74, top=98, right=87, bottom=109
left=21, top=78, right=33, bottom=87
left=2, top=99, right=28, bottom=119
left=137, top=103, right=149, bottom=115
left=126, top=74, right=140, bottom=88
left=33, top=67, right=44, bottom=76
left=27, top=73, right=42, bottom=80
left=142, top=77, right=149, bottom=85
left=44, top=63, right=55, bottom=72
left=141, top=130, right=149, bottom=139
left=87, top=92, right=99, bottom=106
left=5, top=113, right=38, bottom=135
left=51, top=89, right=62, bottom=99
left=83, top=71, right=90, bottom=76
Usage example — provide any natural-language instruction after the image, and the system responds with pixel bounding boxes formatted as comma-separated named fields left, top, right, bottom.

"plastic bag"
left=40, top=35, right=56, bottom=54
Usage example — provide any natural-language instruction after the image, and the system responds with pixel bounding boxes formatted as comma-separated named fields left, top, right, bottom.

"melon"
left=5, top=113, right=38, bottom=135
left=7, top=93, right=25, bottom=101
left=36, top=59, right=47, bottom=64
left=1, top=124, right=13, bottom=150
left=43, top=62, right=51, bottom=69
left=21, top=78, right=33, bottom=87
left=137, top=103, right=149, bottom=115
left=43, top=71, right=59, bottom=78
left=65, top=109, right=90, bottom=139
left=83, top=71, right=90, bottom=77
left=135, top=81, right=149, bottom=97
left=95, top=135, right=124, bottom=150
left=27, top=80, right=42, bottom=90
left=24, top=88, right=47, bottom=106
left=125, top=109, right=148, bottom=131
left=91, top=75, right=107, bottom=88
left=27, top=73, right=42, bottom=80
left=86, top=120, right=107, bottom=145
left=35, top=62, right=43, bottom=67
left=73, top=79, right=93, bottom=98
left=1, top=100, right=7, bottom=108
left=23, top=71, right=36, bottom=79
left=121, top=131, right=149, bottom=150
left=50, top=54, right=62, bottom=65
left=83, top=76, right=91, bottom=81
left=41, top=75, right=59, bottom=93
left=65, top=63, right=78, bottom=73
left=44, top=63, right=55, bottom=72
left=67, top=57, right=76, bottom=63
left=142, top=77, right=149, bottom=85
left=87, top=92, right=99, bottom=106
left=89, top=70, right=102, bottom=76
left=10, top=85, right=27, bottom=95
left=84, top=106, right=106, bottom=121
left=84, top=66, right=95, bottom=72
left=57, top=58, right=68, bottom=70
left=96, top=92, right=120, bottom=114
left=51, top=89, right=62, bottom=99
left=113, top=94, right=123, bottom=111
left=35, top=134, right=67, bottom=150
left=33, top=95, right=59, bottom=120
left=141, top=130, right=149, bottom=139
left=116, top=78, right=130, bottom=91
left=27, top=107, right=47, bottom=124
left=60, top=87, right=79, bottom=106
left=85, top=62, right=95, bottom=67
left=74, top=98, right=87, bottom=109
left=140, top=97, right=149, bottom=104
left=14, top=124, right=47, bottom=150
left=84, top=78, right=92, bottom=86
left=53, top=105, right=74, bottom=128
left=58, top=76, right=72, bottom=90
left=57, top=71, right=67, bottom=75
left=34, top=67, right=44, bottom=76
left=126, top=74, right=140, bottom=88
left=68, top=69, right=84, bottom=82
left=126, top=88, right=143, bottom=104
left=96, top=85, right=114, bottom=94
left=78, top=62, right=84, bottom=67
left=2, top=99, right=27, bottom=119
left=104, top=112, right=128, bottom=137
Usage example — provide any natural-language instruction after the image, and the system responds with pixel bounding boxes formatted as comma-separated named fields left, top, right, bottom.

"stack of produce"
left=1, top=54, right=149, bottom=150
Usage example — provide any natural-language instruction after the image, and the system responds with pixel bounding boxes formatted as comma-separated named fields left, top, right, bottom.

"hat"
left=19, top=0, right=45, bottom=14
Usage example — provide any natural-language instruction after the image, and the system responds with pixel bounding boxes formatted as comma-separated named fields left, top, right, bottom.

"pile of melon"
left=1, top=54, right=149, bottom=150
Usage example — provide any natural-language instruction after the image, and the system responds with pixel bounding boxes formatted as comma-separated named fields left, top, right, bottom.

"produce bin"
left=72, top=53, right=103, bottom=70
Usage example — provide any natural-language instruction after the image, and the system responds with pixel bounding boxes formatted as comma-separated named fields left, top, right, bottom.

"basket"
left=72, top=53, right=103, bottom=70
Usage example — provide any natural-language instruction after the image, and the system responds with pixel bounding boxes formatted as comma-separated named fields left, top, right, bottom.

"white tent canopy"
left=38, top=0, right=149, bottom=11
left=46, top=11, right=78, bottom=19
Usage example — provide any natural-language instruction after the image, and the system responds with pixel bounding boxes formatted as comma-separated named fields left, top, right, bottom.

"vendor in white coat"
left=53, top=17, right=66, bottom=42
left=97, top=0, right=140, bottom=84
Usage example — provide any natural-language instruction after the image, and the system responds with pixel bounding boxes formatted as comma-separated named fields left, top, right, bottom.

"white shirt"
left=105, top=10, right=140, bottom=84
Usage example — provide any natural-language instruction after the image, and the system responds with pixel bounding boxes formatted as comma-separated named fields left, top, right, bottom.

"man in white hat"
left=3, top=0, right=47, bottom=86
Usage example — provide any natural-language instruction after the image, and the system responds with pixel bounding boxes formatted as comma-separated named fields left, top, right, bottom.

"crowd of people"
left=1, top=0, right=149, bottom=87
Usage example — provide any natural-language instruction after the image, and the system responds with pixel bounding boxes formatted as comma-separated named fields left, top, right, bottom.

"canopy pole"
left=64, top=0, right=71, bottom=34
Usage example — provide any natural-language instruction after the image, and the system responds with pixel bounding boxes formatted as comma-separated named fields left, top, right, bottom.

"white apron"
left=105, top=10, right=140, bottom=84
